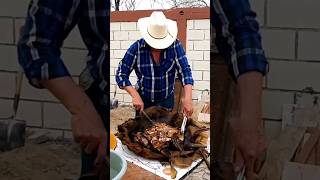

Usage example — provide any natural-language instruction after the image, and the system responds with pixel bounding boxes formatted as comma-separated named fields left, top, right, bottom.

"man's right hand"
left=132, top=95, right=144, bottom=112
left=40, top=77, right=107, bottom=169
left=124, top=86, right=144, bottom=112
left=70, top=99, right=107, bottom=166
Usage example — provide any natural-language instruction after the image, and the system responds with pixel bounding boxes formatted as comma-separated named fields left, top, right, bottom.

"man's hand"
left=40, top=77, right=107, bottom=169
left=231, top=72, right=267, bottom=180
left=183, top=98, right=193, bottom=117
left=124, top=86, right=144, bottom=112
left=183, top=84, right=193, bottom=117
left=132, top=95, right=144, bottom=112
left=71, top=99, right=107, bottom=166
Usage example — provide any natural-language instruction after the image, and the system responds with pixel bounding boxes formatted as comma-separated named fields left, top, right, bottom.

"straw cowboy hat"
left=138, top=11, right=178, bottom=49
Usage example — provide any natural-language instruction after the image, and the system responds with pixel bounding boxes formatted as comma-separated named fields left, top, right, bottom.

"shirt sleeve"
left=115, top=41, right=137, bottom=89
left=174, top=40, right=194, bottom=86
left=212, top=0, right=269, bottom=80
left=17, top=0, right=72, bottom=88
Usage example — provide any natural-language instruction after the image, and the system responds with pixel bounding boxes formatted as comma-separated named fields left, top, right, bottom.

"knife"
left=141, top=110, right=156, bottom=125
left=181, top=115, right=188, bottom=134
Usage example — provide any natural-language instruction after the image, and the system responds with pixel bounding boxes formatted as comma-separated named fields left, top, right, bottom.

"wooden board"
left=294, top=128, right=320, bottom=163
left=282, top=162, right=320, bottom=180
left=123, top=162, right=163, bottom=180
left=259, top=127, right=306, bottom=180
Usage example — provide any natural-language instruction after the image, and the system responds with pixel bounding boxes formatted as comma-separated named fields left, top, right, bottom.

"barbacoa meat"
left=117, top=106, right=209, bottom=168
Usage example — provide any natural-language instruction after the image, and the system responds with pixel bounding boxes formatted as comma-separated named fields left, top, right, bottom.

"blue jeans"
left=136, top=92, right=174, bottom=116
left=81, top=82, right=108, bottom=176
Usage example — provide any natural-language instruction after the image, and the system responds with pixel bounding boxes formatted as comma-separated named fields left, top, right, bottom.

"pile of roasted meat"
left=116, top=106, right=209, bottom=170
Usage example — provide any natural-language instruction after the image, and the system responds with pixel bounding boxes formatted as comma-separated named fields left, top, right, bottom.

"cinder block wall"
left=110, top=19, right=210, bottom=105
left=0, top=0, right=88, bottom=138
left=249, top=0, right=320, bottom=140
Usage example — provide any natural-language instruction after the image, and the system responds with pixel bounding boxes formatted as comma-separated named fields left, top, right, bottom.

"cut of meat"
left=135, top=123, right=179, bottom=151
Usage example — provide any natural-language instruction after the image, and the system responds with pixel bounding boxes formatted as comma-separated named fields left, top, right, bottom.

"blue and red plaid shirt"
left=116, top=39, right=193, bottom=102
left=212, top=0, right=269, bottom=80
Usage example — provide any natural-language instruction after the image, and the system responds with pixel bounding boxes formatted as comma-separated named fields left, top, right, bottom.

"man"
left=116, top=11, right=194, bottom=117
left=17, top=0, right=108, bottom=179
left=212, top=0, right=269, bottom=179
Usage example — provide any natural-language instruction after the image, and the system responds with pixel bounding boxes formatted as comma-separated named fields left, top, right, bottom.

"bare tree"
left=114, top=0, right=121, bottom=11
left=112, top=0, right=138, bottom=11
left=151, top=0, right=209, bottom=8
left=123, top=0, right=137, bottom=10
left=166, top=0, right=208, bottom=8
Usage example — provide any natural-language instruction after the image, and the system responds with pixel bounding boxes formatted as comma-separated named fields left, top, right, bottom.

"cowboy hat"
left=138, top=11, right=178, bottom=49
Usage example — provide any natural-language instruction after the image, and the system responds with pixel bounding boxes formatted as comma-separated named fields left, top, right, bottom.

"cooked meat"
left=136, top=123, right=179, bottom=151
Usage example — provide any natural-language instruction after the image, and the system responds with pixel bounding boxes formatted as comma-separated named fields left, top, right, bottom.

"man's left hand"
left=183, top=98, right=193, bottom=117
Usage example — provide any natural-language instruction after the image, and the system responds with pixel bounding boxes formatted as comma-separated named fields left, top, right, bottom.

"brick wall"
left=0, top=0, right=87, bottom=139
left=110, top=19, right=210, bottom=105
left=249, top=0, right=320, bottom=140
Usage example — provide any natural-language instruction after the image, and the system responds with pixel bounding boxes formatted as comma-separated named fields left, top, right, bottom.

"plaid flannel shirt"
left=17, top=0, right=109, bottom=93
left=116, top=39, right=193, bottom=102
left=212, top=0, right=269, bottom=80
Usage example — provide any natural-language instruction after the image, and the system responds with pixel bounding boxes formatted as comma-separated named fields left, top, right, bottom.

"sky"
left=111, top=0, right=210, bottom=11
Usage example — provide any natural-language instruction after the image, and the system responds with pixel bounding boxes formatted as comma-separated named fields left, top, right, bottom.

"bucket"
left=110, top=150, right=127, bottom=180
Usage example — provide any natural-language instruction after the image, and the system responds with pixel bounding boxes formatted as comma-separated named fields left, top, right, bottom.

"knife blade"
left=141, top=110, right=156, bottom=125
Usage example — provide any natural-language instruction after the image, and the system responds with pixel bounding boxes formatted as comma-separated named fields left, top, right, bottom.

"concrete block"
left=0, top=0, right=29, bottom=17
left=193, top=81, right=210, bottom=90
left=63, top=27, right=86, bottom=49
left=16, top=100, right=42, bottom=127
left=43, top=103, right=71, bottom=130
left=264, top=120, right=282, bottom=142
left=113, top=50, right=127, bottom=59
left=193, top=61, right=210, bottom=71
left=110, top=32, right=114, bottom=41
left=267, top=0, right=320, bottom=28
left=202, top=71, right=210, bottom=81
left=61, top=48, right=87, bottom=76
left=191, top=90, right=202, bottom=100
left=110, top=58, right=121, bottom=68
left=14, top=18, right=25, bottom=43
left=21, top=78, right=58, bottom=102
left=128, top=31, right=141, bottom=40
left=192, top=71, right=202, bottom=80
left=187, top=41, right=193, bottom=51
left=268, top=60, right=320, bottom=91
left=110, top=41, right=121, bottom=49
left=0, top=45, right=19, bottom=71
left=204, top=30, right=210, bottom=40
left=187, top=20, right=194, bottom=30
left=249, top=0, right=265, bottom=25
left=194, top=19, right=210, bottom=30
left=187, top=30, right=205, bottom=40
left=187, top=51, right=203, bottom=61
left=0, top=18, right=14, bottom=44
left=0, top=72, right=15, bottom=98
left=262, top=90, right=294, bottom=120
left=120, top=22, right=136, bottom=31
left=111, top=22, right=121, bottom=31
left=0, top=99, right=13, bottom=117
left=261, top=29, right=295, bottom=59
left=298, top=31, right=320, bottom=61
left=203, top=51, right=210, bottom=61
left=114, top=31, right=128, bottom=40
left=193, top=40, right=210, bottom=51
left=121, top=41, right=135, bottom=50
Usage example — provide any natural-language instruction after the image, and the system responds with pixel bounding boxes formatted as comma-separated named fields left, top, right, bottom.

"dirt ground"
left=0, top=139, right=81, bottom=180
left=0, top=106, right=209, bottom=180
